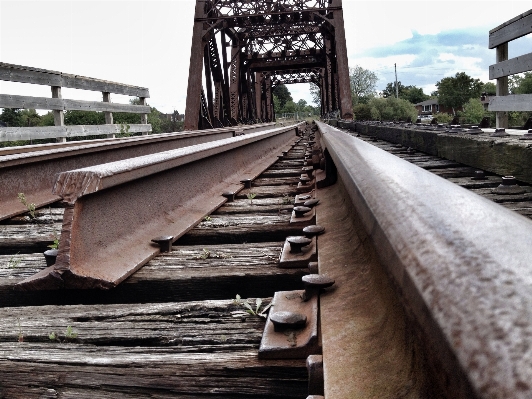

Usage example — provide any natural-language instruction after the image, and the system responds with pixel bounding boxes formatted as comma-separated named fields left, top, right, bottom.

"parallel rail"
left=1, top=120, right=531, bottom=398
left=17, top=123, right=302, bottom=290
left=316, top=121, right=532, bottom=399
left=0, top=123, right=275, bottom=221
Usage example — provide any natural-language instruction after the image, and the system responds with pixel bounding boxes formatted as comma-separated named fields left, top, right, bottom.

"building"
left=414, top=99, right=456, bottom=116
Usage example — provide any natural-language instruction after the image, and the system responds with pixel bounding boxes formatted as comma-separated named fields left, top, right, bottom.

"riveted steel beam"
left=184, top=0, right=352, bottom=129
left=16, top=123, right=303, bottom=290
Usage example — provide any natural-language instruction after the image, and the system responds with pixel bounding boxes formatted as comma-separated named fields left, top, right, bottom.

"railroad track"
left=2, top=121, right=532, bottom=399
left=336, top=125, right=532, bottom=221
left=0, top=125, right=312, bottom=398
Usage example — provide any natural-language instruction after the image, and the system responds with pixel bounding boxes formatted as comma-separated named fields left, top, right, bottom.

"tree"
left=482, top=82, right=496, bottom=96
left=350, top=65, right=378, bottom=105
left=272, top=84, right=292, bottom=109
left=19, top=109, right=42, bottom=127
left=382, top=82, right=429, bottom=104
left=510, top=72, right=532, bottom=94
left=309, top=83, right=320, bottom=107
left=460, top=98, right=485, bottom=124
left=382, top=81, right=405, bottom=98
left=436, top=72, right=483, bottom=114
left=402, top=86, right=429, bottom=104
left=368, top=97, right=418, bottom=122
left=0, top=108, right=22, bottom=127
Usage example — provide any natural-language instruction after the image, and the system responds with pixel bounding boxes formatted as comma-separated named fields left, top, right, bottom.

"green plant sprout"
left=65, top=325, right=78, bottom=340
left=232, top=294, right=272, bottom=319
left=17, top=193, right=36, bottom=219
left=246, top=192, right=257, bottom=205
left=7, top=252, right=21, bottom=268
left=203, top=215, right=212, bottom=221
left=199, top=248, right=211, bottom=259
left=49, top=326, right=78, bottom=342
left=48, top=231, right=60, bottom=250
left=282, top=195, right=293, bottom=205
left=119, top=123, right=131, bottom=137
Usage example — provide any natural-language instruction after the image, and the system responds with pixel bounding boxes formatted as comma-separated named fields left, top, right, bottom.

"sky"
left=0, top=0, right=531, bottom=114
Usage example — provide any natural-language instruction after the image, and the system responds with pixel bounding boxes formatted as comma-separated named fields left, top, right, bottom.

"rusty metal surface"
left=258, top=290, right=319, bottom=359
left=184, top=0, right=352, bottom=129
left=0, top=123, right=275, bottom=221
left=279, top=237, right=317, bottom=269
left=316, top=120, right=532, bottom=398
left=16, top=123, right=302, bottom=290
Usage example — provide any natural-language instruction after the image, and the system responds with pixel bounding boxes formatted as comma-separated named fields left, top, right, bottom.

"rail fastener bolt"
left=287, top=236, right=312, bottom=254
left=302, top=274, right=335, bottom=301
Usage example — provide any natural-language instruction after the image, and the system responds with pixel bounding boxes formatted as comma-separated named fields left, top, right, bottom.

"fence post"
left=496, top=43, right=509, bottom=129
left=139, top=97, right=149, bottom=135
left=103, top=92, right=115, bottom=138
left=51, top=86, right=66, bottom=142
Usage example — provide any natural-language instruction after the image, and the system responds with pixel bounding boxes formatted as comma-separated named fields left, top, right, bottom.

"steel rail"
left=16, top=123, right=303, bottom=291
left=316, top=121, right=532, bottom=399
left=0, top=123, right=275, bottom=221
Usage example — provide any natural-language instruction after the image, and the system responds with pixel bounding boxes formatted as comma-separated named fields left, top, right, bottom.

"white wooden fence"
left=0, top=63, right=151, bottom=142
left=488, top=9, right=532, bottom=128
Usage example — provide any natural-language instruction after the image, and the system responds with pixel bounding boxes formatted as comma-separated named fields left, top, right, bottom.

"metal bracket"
left=279, top=236, right=317, bottom=269
left=258, top=290, right=319, bottom=359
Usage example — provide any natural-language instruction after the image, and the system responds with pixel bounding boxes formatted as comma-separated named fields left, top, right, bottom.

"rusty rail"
left=315, top=121, right=532, bottom=399
left=17, top=123, right=302, bottom=290
left=0, top=123, right=275, bottom=221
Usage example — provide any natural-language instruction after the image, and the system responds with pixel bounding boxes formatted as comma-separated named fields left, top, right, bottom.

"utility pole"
left=394, top=63, right=399, bottom=99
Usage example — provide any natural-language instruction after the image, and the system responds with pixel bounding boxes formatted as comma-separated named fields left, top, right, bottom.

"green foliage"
left=64, top=110, right=105, bottom=125
left=436, top=72, right=483, bottom=113
left=17, top=193, right=36, bottom=219
left=7, top=252, right=21, bottom=268
left=353, top=103, right=372, bottom=121
left=246, top=192, right=256, bottom=205
left=382, top=82, right=429, bottom=104
left=350, top=65, right=378, bottom=105
left=510, top=72, right=532, bottom=94
left=0, top=108, right=22, bottom=127
left=368, top=97, right=418, bottom=122
left=273, top=84, right=293, bottom=109
left=482, top=82, right=497, bottom=96
left=460, top=98, right=485, bottom=124
left=508, top=111, right=532, bottom=127
left=309, top=83, right=320, bottom=107
left=19, top=109, right=42, bottom=127
left=48, top=230, right=60, bottom=250
left=49, top=326, right=78, bottom=342
left=282, top=195, right=293, bottom=205
left=232, top=295, right=272, bottom=319
left=433, top=112, right=453, bottom=124
left=65, top=325, right=78, bottom=339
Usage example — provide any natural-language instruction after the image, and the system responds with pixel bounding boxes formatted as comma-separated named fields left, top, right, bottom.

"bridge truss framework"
left=184, top=0, right=353, bottom=130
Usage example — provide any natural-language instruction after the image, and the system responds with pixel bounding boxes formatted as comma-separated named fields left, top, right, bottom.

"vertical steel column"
left=324, top=37, right=333, bottom=114
left=184, top=1, right=207, bottom=130
left=330, top=0, right=353, bottom=120
left=229, top=44, right=241, bottom=122
left=255, top=72, right=263, bottom=121
left=265, top=73, right=273, bottom=121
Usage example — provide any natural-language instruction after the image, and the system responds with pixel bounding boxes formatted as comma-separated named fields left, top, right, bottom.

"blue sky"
left=342, top=1, right=532, bottom=99
left=0, top=1, right=531, bottom=111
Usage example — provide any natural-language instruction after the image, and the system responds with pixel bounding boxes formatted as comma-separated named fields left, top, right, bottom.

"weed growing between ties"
left=231, top=295, right=272, bottom=319
left=17, top=193, right=36, bottom=220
